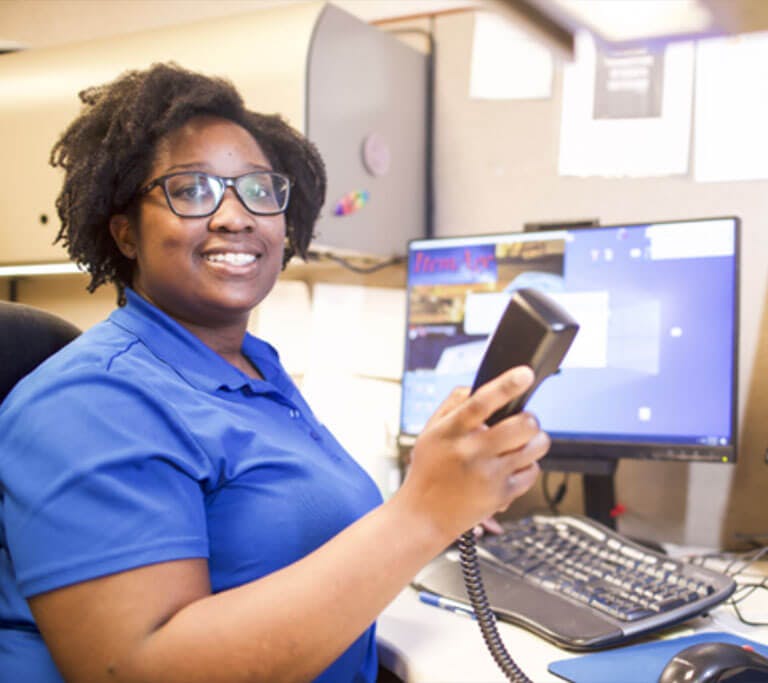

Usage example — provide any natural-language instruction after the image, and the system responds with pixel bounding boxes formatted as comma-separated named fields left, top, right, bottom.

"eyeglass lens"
left=164, top=172, right=289, bottom=217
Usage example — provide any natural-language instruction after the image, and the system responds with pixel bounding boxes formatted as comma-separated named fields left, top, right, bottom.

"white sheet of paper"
left=469, top=11, right=553, bottom=100
left=248, top=279, right=312, bottom=376
left=300, top=372, right=402, bottom=498
left=308, top=283, right=406, bottom=381
left=559, top=32, right=694, bottom=177
left=694, top=31, right=768, bottom=182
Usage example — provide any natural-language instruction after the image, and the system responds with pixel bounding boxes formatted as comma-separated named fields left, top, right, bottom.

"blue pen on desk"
left=418, top=591, right=476, bottom=620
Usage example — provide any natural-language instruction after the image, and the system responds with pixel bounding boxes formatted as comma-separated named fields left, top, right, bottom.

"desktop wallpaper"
left=400, top=220, right=737, bottom=453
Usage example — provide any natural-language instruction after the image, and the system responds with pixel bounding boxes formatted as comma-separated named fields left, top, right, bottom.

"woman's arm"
left=29, top=366, right=548, bottom=683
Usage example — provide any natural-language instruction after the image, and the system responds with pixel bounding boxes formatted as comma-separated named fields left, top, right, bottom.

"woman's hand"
left=474, top=516, right=504, bottom=538
left=396, top=365, right=549, bottom=544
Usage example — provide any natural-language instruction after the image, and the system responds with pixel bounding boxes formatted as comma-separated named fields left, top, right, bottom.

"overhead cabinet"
left=0, top=2, right=427, bottom=264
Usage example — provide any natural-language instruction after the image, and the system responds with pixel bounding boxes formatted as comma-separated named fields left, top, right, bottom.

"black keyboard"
left=412, top=514, right=736, bottom=650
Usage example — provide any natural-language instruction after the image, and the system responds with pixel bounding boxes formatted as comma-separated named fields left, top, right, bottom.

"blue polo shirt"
left=0, top=289, right=383, bottom=682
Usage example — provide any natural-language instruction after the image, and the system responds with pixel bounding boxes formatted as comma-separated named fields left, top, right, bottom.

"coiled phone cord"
left=458, top=530, right=533, bottom=683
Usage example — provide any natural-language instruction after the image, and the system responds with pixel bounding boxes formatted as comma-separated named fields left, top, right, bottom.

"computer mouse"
left=658, top=641, right=768, bottom=683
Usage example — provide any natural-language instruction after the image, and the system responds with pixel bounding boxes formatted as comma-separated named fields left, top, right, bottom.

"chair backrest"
left=0, top=301, right=81, bottom=403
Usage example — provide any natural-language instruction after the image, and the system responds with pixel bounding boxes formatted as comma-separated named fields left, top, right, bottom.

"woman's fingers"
left=423, top=386, right=470, bottom=431
left=494, top=429, right=550, bottom=493
left=506, top=429, right=551, bottom=473
left=403, top=366, right=549, bottom=538
left=501, top=462, right=541, bottom=506
left=446, top=366, right=534, bottom=435
left=472, top=516, right=504, bottom=538
left=480, top=411, right=541, bottom=456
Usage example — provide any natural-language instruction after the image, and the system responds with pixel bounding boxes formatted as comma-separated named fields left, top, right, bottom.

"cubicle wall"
left=425, top=11, right=768, bottom=548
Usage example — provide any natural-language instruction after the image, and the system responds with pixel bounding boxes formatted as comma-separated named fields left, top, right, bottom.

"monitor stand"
left=540, top=455, right=667, bottom=553
left=540, top=455, right=617, bottom=529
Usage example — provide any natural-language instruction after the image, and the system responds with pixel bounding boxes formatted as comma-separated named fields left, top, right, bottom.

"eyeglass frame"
left=137, top=170, right=292, bottom=218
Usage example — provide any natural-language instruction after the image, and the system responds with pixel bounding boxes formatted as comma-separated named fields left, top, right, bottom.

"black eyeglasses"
left=138, top=170, right=291, bottom=217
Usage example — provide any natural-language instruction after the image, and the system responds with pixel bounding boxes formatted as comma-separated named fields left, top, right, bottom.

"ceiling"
left=0, top=0, right=478, bottom=51
left=2, top=0, right=766, bottom=61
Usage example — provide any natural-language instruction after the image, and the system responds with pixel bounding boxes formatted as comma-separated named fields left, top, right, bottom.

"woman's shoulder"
left=2, top=318, right=174, bottom=412
left=40, top=320, right=154, bottom=381
left=0, top=318, right=209, bottom=466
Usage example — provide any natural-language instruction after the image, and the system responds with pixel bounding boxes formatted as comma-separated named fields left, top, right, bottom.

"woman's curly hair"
left=50, top=62, right=327, bottom=299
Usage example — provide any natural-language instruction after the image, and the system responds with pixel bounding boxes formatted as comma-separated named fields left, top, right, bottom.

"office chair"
left=0, top=301, right=81, bottom=403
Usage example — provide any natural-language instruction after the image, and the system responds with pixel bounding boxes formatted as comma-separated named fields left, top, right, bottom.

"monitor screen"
left=398, top=217, right=739, bottom=465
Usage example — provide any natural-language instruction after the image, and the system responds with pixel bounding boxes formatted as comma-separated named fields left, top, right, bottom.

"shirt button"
left=310, top=431, right=322, bottom=441
left=289, top=408, right=300, bottom=419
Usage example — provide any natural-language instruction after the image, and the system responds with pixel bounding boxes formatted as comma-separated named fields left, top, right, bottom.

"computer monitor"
left=398, top=216, right=740, bottom=527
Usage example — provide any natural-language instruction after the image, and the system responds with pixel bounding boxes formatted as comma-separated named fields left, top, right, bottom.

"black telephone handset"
left=461, top=287, right=579, bottom=683
left=471, top=287, right=579, bottom=421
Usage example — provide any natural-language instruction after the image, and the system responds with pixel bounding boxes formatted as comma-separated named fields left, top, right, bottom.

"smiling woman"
left=49, top=63, right=325, bottom=301
left=0, top=62, right=551, bottom=683
left=108, top=115, right=292, bottom=359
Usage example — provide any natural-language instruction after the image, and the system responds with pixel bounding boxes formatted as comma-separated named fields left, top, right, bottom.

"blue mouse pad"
left=548, top=632, right=768, bottom=683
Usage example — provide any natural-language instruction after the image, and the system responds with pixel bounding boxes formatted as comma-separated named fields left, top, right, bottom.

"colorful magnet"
left=333, top=189, right=370, bottom=216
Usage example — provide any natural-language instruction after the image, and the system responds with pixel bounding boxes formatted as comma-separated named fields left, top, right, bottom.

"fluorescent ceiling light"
left=0, top=263, right=83, bottom=277
left=494, top=0, right=768, bottom=51
left=548, top=0, right=715, bottom=45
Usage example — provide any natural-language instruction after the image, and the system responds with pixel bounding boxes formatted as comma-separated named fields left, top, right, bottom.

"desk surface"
left=377, top=557, right=768, bottom=683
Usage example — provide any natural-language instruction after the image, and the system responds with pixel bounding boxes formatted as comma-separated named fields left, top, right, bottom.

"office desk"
left=377, top=556, right=768, bottom=682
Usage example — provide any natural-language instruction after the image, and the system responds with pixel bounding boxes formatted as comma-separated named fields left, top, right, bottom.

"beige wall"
left=9, top=275, right=117, bottom=330
left=2, top=1, right=765, bottom=548
left=428, top=11, right=768, bottom=549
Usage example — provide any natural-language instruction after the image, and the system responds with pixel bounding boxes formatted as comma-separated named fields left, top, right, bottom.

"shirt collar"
left=109, top=289, right=289, bottom=394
